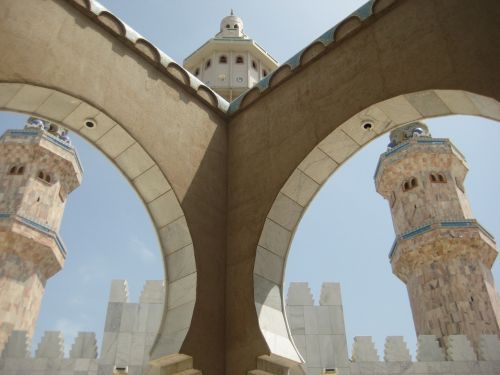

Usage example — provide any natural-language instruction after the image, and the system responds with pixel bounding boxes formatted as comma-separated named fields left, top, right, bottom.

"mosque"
left=0, top=2, right=499, bottom=375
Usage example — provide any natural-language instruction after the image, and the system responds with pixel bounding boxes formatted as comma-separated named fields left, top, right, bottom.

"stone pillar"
left=374, top=122, right=500, bottom=352
left=0, top=119, right=82, bottom=352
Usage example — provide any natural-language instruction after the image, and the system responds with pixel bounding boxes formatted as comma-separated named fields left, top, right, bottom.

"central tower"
left=183, top=11, right=279, bottom=101
left=374, top=122, right=500, bottom=352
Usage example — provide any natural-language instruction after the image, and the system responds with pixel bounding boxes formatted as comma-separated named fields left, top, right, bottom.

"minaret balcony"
left=0, top=212, right=67, bottom=278
left=389, top=219, right=497, bottom=282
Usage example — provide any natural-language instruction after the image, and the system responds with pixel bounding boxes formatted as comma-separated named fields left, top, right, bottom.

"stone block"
left=319, top=129, right=359, bottom=165
left=1, top=331, right=30, bottom=358
left=298, top=148, right=338, bottom=184
left=69, top=332, right=97, bottom=359
left=478, top=334, right=500, bottom=360
left=384, top=336, right=411, bottom=362
left=267, top=193, right=303, bottom=231
left=35, top=331, right=64, bottom=359
left=120, top=304, right=139, bottom=333
left=166, top=244, right=196, bottom=282
left=286, top=306, right=305, bottom=335
left=351, top=336, right=379, bottom=362
left=254, top=275, right=282, bottom=310
left=258, top=218, right=292, bottom=258
left=287, top=283, right=314, bottom=306
left=416, top=335, right=445, bottom=361
left=108, top=280, right=129, bottom=303
left=445, top=335, right=477, bottom=361
left=140, top=280, right=165, bottom=305
left=99, top=332, right=118, bottom=365
left=104, top=303, right=125, bottom=333
left=319, top=283, right=342, bottom=306
left=254, top=246, right=284, bottom=285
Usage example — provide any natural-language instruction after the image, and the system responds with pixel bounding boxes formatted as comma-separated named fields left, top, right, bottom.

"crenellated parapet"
left=286, top=282, right=500, bottom=375
left=286, top=282, right=350, bottom=375
left=350, top=334, right=500, bottom=375
left=0, top=279, right=165, bottom=375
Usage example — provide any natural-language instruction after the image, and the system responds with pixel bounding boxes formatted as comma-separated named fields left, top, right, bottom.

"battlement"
left=0, top=279, right=165, bottom=375
left=285, top=282, right=500, bottom=375
left=1, top=280, right=498, bottom=375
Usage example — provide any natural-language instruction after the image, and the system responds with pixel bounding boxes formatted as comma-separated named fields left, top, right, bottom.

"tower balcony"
left=389, top=219, right=497, bottom=282
left=0, top=212, right=67, bottom=279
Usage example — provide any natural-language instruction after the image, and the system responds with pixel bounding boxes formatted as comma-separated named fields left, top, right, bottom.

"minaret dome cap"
left=220, top=10, right=244, bottom=32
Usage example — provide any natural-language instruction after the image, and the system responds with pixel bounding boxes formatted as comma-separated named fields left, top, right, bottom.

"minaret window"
left=205, top=59, right=211, bottom=69
left=226, top=24, right=230, bottom=28
left=262, top=69, right=268, bottom=77
left=219, top=55, right=227, bottom=64
left=37, top=170, right=52, bottom=184
left=430, top=173, right=447, bottom=183
left=8, top=165, right=25, bottom=175
left=251, top=60, right=257, bottom=70
left=402, top=177, right=418, bottom=192
left=194, top=68, right=200, bottom=77
left=234, top=24, right=239, bottom=29
left=235, top=56, right=244, bottom=64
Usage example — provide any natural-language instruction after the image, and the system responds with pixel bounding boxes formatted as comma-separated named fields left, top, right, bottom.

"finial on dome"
left=231, top=9, right=234, bottom=16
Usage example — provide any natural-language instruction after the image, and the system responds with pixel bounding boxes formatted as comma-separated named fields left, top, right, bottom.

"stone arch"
left=252, top=90, right=500, bottom=365
left=0, top=1, right=228, bottom=371
left=0, top=82, right=197, bottom=362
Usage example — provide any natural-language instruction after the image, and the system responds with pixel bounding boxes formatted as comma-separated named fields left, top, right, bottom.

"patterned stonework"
left=0, top=125, right=82, bottom=353
left=375, top=123, right=500, bottom=354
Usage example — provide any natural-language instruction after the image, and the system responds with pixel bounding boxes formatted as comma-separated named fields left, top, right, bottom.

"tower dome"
left=219, top=10, right=244, bottom=36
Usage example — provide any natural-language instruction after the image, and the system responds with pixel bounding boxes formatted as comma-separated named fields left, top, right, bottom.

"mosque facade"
left=0, top=1, right=499, bottom=374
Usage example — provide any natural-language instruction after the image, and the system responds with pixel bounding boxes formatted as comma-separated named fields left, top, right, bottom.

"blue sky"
left=1, top=0, right=499, bottom=359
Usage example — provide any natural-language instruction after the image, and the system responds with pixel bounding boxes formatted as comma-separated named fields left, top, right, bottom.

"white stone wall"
left=1, top=280, right=499, bottom=375
left=0, top=279, right=164, bottom=375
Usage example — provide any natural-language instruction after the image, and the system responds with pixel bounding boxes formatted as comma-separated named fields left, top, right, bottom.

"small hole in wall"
left=84, top=119, right=96, bottom=129
left=37, top=197, right=40, bottom=202
left=362, top=122, right=373, bottom=130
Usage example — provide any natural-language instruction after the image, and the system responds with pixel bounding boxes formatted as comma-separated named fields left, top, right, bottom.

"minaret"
left=183, top=11, right=279, bottom=101
left=374, top=122, right=500, bottom=352
left=0, top=118, right=83, bottom=352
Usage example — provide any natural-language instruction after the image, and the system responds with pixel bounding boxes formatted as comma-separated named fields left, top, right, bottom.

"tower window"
left=226, top=24, right=230, bottom=29
left=235, top=56, right=244, bottom=64
left=430, top=173, right=447, bottom=183
left=8, top=165, right=25, bottom=175
left=219, top=55, right=227, bottom=64
left=262, top=69, right=268, bottom=77
left=234, top=24, right=239, bottom=29
left=37, top=170, right=52, bottom=184
left=194, top=68, right=200, bottom=77
left=205, top=59, right=211, bottom=69
left=402, top=177, right=418, bottom=192
left=251, top=60, right=257, bottom=70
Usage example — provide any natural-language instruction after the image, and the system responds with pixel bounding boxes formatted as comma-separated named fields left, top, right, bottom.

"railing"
left=389, top=219, right=495, bottom=258
left=0, top=129, right=83, bottom=175
left=374, top=138, right=466, bottom=180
